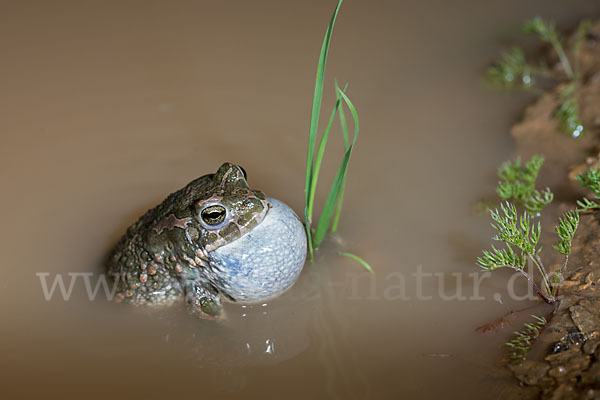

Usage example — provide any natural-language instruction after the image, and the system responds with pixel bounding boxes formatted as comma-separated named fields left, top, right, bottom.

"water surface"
left=2, top=0, right=599, bottom=398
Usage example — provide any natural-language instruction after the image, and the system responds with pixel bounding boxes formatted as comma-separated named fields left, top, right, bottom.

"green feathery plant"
left=477, top=202, right=580, bottom=303
left=496, top=155, right=553, bottom=213
left=486, top=47, right=536, bottom=90
left=303, top=0, right=370, bottom=272
left=480, top=163, right=600, bottom=362
left=478, top=155, right=582, bottom=303
left=473, top=154, right=551, bottom=215
left=576, top=166, right=600, bottom=211
left=478, top=202, right=550, bottom=302
left=523, top=17, right=574, bottom=79
left=506, top=315, right=547, bottom=363
left=555, top=84, right=583, bottom=137
left=487, top=17, right=591, bottom=137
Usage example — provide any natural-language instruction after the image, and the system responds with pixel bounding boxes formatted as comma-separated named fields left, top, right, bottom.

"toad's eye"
left=200, top=205, right=226, bottom=226
left=238, top=166, right=247, bottom=180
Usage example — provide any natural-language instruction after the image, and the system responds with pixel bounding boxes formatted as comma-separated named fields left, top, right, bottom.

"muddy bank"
left=501, top=19, right=600, bottom=399
left=512, top=20, right=600, bottom=198
left=509, top=211, right=600, bottom=399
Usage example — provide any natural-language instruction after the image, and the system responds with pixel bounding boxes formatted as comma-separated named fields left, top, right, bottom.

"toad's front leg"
left=183, top=276, right=223, bottom=319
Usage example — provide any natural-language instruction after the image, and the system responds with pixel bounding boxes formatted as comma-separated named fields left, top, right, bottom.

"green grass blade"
left=304, top=0, right=343, bottom=216
left=336, top=88, right=359, bottom=155
left=312, top=146, right=353, bottom=247
left=304, top=0, right=343, bottom=261
left=335, top=80, right=350, bottom=148
left=332, top=88, right=359, bottom=234
left=339, top=252, right=373, bottom=273
left=306, top=89, right=346, bottom=225
left=312, top=88, right=359, bottom=248
left=331, top=175, right=346, bottom=232
left=332, top=81, right=350, bottom=232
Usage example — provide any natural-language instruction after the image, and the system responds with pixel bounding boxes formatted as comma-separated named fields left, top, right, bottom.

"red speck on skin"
left=125, top=290, right=133, bottom=297
left=155, top=255, right=163, bottom=263
left=148, top=265, right=158, bottom=275
left=175, top=265, right=183, bottom=273
left=140, top=273, right=148, bottom=283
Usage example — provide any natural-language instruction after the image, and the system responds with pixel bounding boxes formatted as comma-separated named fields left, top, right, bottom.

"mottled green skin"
left=106, top=163, right=269, bottom=318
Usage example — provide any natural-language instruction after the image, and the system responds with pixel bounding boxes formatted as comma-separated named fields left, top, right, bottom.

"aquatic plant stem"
left=304, top=0, right=343, bottom=261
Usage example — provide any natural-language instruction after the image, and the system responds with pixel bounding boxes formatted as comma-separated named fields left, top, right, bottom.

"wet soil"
left=505, top=19, right=600, bottom=399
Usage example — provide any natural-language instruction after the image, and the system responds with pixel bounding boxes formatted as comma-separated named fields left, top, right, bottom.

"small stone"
left=508, top=360, right=550, bottom=386
left=548, top=365, right=567, bottom=378
left=549, top=383, right=576, bottom=399
left=580, top=362, right=600, bottom=386
left=584, top=337, right=600, bottom=354
left=570, top=303, right=600, bottom=333
left=585, top=272, right=596, bottom=284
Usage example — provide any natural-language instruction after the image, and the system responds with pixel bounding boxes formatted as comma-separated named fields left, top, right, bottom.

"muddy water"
left=2, top=1, right=600, bottom=398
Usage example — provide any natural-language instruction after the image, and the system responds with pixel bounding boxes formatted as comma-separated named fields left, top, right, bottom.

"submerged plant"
left=486, top=17, right=591, bottom=137
left=302, top=0, right=369, bottom=271
left=496, top=155, right=553, bottom=212
left=506, top=315, right=547, bottom=363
